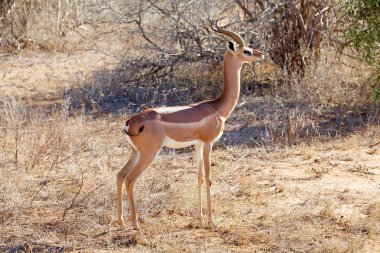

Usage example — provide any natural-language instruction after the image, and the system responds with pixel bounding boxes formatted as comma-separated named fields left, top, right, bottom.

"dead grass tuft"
left=323, top=237, right=365, bottom=253
left=291, top=51, right=376, bottom=114
left=367, top=202, right=380, bottom=235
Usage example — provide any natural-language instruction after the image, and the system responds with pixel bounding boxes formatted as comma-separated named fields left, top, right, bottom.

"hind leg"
left=117, top=150, right=139, bottom=228
left=124, top=147, right=161, bottom=229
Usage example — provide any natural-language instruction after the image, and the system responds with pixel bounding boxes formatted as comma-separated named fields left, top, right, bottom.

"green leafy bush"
left=341, top=0, right=380, bottom=99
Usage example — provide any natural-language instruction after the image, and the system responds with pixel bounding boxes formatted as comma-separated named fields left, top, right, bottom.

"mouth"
left=253, top=52, right=265, bottom=61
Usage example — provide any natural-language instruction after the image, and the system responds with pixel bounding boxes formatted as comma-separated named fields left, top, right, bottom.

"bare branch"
left=62, top=168, right=84, bottom=221
left=135, top=2, right=163, bottom=52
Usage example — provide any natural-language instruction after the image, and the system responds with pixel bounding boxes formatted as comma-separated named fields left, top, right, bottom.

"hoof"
left=208, top=221, right=218, bottom=231
left=198, top=217, right=206, bottom=227
left=133, top=222, right=141, bottom=230
left=118, top=219, right=126, bottom=229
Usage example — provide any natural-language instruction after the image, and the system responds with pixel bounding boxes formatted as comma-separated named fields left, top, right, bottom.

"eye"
left=244, top=50, right=252, bottom=56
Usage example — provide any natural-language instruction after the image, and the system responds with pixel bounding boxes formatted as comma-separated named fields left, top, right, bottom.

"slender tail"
left=123, top=120, right=145, bottom=137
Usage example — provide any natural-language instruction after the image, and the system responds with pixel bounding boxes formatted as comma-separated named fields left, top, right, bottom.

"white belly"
left=163, top=136, right=201, bottom=149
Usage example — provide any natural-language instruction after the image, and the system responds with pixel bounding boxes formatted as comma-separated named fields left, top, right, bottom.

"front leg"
left=195, top=144, right=205, bottom=226
left=203, top=142, right=217, bottom=231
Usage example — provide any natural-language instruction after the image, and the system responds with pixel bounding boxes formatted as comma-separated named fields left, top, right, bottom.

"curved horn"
left=210, top=20, right=245, bottom=47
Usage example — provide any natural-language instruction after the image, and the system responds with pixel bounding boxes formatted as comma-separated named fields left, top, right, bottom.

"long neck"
left=213, top=51, right=242, bottom=118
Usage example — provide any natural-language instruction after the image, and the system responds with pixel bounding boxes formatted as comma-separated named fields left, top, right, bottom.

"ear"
left=227, top=41, right=235, bottom=52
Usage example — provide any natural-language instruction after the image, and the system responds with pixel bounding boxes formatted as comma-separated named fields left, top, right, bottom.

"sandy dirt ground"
left=0, top=51, right=379, bottom=252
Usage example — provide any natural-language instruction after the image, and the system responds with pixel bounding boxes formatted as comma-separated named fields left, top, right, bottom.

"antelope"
left=117, top=21, right=264, bottom=230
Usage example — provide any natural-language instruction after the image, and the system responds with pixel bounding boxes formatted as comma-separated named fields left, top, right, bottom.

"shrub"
left=340, top=0, right=380, bottom=99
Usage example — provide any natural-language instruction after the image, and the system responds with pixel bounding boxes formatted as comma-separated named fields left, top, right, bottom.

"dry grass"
left=1, top=84, right=379, bottom=252
left=290, top=50, right=376, bottom=113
